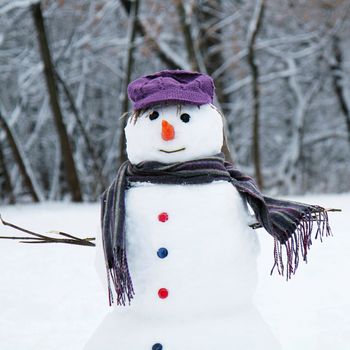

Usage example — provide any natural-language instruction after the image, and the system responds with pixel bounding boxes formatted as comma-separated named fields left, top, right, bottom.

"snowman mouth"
left=159, top=147, right=186, bottom=154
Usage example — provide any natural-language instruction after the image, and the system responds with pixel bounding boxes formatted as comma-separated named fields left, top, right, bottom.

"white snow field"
left=0, top=193, right=349, bottom=350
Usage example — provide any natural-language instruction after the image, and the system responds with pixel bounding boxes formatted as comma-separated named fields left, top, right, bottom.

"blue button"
left=157, top=248, right=168, bottom=259
left=152, top=343, right=163, bottom=350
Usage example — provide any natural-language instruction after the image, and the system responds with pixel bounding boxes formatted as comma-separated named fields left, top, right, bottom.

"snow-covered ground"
left=0, top=193, right=349, bottom=350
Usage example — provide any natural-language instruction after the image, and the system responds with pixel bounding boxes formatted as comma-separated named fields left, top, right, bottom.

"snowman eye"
left=149, top=111, right=159, bottom=121
left=180, top=113, right=190, bottom=123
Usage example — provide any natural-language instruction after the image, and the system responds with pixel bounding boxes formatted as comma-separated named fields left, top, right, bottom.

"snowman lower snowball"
left=84, top=70, right=331, bottom=350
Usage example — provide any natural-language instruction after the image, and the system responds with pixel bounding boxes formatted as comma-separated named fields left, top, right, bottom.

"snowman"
left=84, top=70, right=330, bottom=350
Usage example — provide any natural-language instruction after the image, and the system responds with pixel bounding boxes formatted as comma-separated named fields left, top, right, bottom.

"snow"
left=0, top=203, right=108, bottom=350
left=255, top=193, right=350, bottom=349
left=0, top=193, right=349, bottom=349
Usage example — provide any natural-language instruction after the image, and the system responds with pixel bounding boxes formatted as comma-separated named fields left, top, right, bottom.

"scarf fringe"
left=270, top=208, right=332, bottom=280
left=106, top=247, right=135, bottom=306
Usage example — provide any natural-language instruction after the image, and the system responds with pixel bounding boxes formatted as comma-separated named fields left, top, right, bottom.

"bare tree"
left=195, top=0, right=234, bottom=162
left=0, top=140, right=15, bottom=204
left=120, top=0, right=184, bottom=70
left=330, top=35, right=350, bottom=148
left=175, top=0, right=200, bottom=71
left=31, top=3, right=82, bottom=202
left=0, top=111, right=41, bottom=202
left=246, top=0, right=265, bottom=189
left=118, top=0, right=140, bottom=166
left=1, top=0, right=350, bottom=203
left=196, top=0, right=232, bottom=114
left=54, top=70, right=107, bottom=197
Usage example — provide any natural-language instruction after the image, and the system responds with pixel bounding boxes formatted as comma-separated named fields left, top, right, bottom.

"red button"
left=158, top=288, right=169, bottom=299
left=158, top=212, right=169, bottom=222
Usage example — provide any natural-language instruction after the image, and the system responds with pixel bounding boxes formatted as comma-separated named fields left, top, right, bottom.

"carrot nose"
left=161, top=120, right=175, bottom=141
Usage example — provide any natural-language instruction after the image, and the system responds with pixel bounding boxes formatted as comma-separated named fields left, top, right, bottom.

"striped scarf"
left=101, top=154, right=331, bottom=306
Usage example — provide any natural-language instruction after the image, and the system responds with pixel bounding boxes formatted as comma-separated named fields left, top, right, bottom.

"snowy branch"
left=0, top=0, right=37, bottom=16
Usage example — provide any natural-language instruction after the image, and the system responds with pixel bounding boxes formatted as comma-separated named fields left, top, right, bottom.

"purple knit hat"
left=127, top=70, right=215, bottom=110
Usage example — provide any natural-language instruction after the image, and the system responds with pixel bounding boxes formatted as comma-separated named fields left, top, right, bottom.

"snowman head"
left=125, top=70, right=224, bottom=164
left=125, top=103, right=223, bottom=164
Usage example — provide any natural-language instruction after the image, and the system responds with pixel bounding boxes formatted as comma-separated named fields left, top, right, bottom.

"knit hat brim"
left=134, top=89, right=212, bottom=110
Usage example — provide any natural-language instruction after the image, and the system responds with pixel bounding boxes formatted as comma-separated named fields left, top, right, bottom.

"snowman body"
left=84, top=104, right=281, bottom=349
left=125, top=180, right=258, bottom=318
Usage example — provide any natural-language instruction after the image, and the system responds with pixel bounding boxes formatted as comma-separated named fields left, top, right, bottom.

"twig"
left=0, top=214, right=49, bottom=239
left=0, top=214, right=95, bottom=247
left=49, top=230, right=95, bottom=243
left=0, top=236, right=42, bottom=240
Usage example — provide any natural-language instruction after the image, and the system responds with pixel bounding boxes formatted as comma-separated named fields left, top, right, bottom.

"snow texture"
left=0, top=194, right=349, bottom=349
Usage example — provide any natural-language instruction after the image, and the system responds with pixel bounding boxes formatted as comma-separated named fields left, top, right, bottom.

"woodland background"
left=1, top=0, right=350, bottom=204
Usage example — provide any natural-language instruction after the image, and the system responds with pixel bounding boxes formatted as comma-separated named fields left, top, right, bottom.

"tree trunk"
left=118, top=0, right=140, bottom=166
left=54, top=70, right=107, bottom=196
left=31, top=3, right=82, bottom=202
left=0, top=112, right=39, bottom=202
left=247, top=0, right=265, bottom=189
left=196, top=1, right=232, bottom=115
left=0, top=140, right=15, bottom=204
left=331, top=35, right=350, bottom=148
left=120, top=0, right=181, bottom=70
left=175, top=0, right=200, bottom=71
left=196, top=0, right=233, bottom=162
